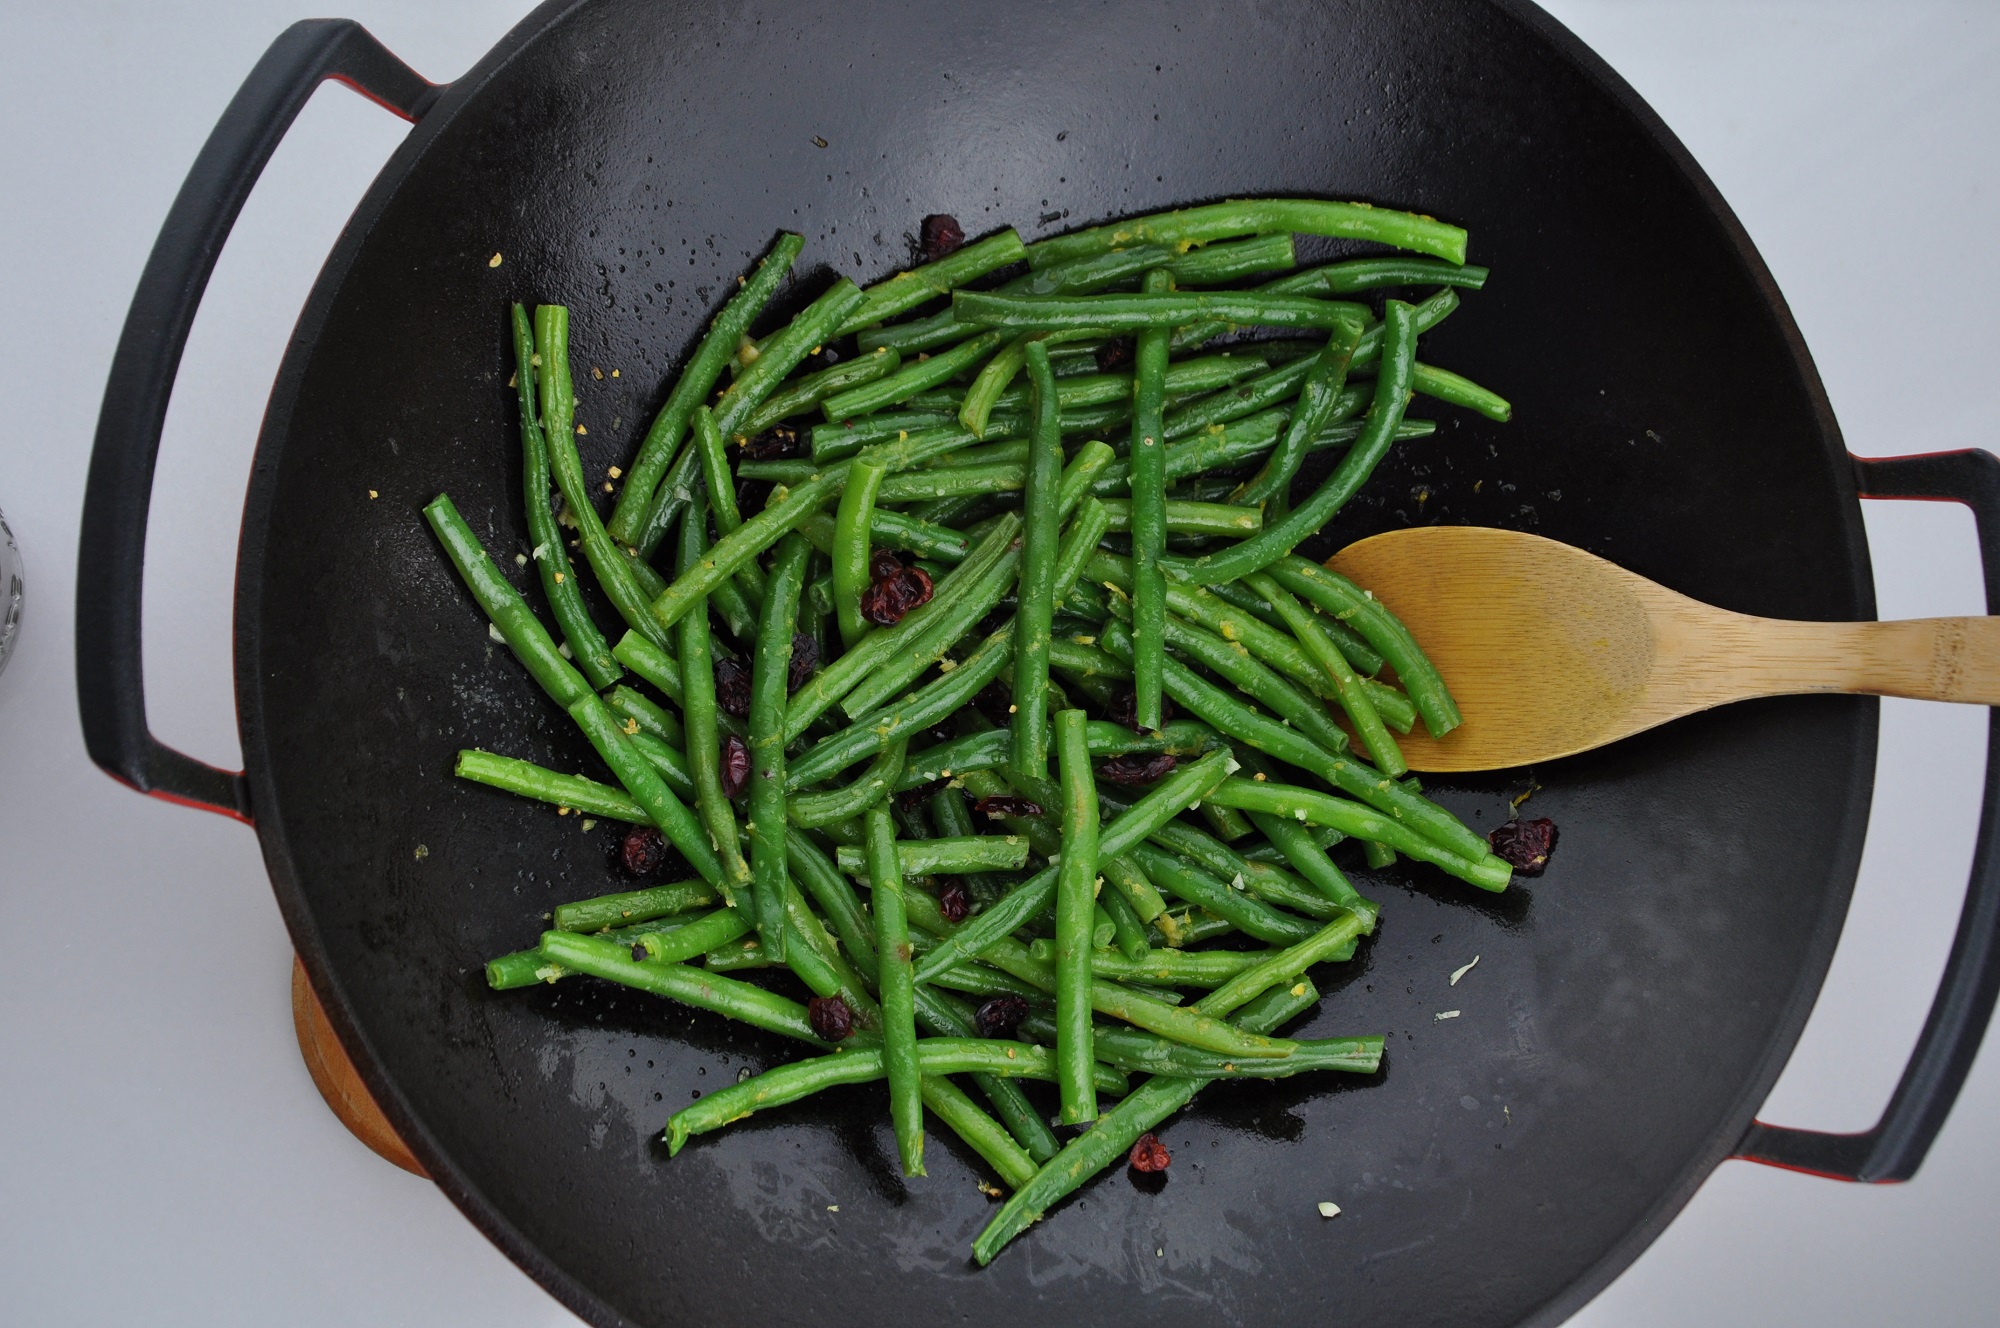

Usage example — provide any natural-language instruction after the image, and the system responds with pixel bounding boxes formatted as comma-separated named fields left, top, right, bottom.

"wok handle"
left=1736, top=448, right=2000, bottom=1182
left=75, top=20, right=440, bottom=823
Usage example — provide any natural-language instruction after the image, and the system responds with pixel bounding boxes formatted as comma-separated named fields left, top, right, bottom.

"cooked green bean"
left=865, top=804, right=925, bottom=1176
left=1171, top=298, right=1418, bottom=584
left=788, top=628, right=1014, bottom=789
left=1244, top=570, right=1400, bottom=775
left=741, top=345, right=902, bottom=434
left=609, top=231, right=803, bottom=543
left=554, top=880, right=720, bottom=933
left=788, top=738, right=906, bottom=828
left=675, top=490, right=754, bottom=914
left=895, top=719, right=1218, bottom=789
left=747, top=534, right=811, bottom=957
left=539, top=931, right=826, bottom=1045
left=455, top=749, right=645, bottom=822
left=1125, top=842, right=1319, bottom=945
left=1234, top=319, right=1363, bottom=509
left=824, top=329, right=1007, bottom=421
left=969, top=978, right=1322, bottom=1264
left=648, top=464, right=849, bottom=631
left=568, top=693, right=725, bottom=888
left=1245, top=809, right=1371, bottom=914
left=1207, top=777, right=1511, bottom=891
left=610, top=630, right=684, bottom=707
left=954, top=289, right=1368, bottom=334
left=838, top=228, right=1027, bottom=333
left=510, top=305, right=621, bottom=686
left=831, top=458, right=886, bottom=648
left=833, top=836, right=1032, bottom=876
left=1023, top=199, right=1468, bottom=270
left=713, top=279, right=866, bottom=443
left=424, top=494, right=591, bottom=707
left=1010, top=342, right=1064, bottom=783
left=1052, top=710, right=1101, bottom=1122
left=810, top=410, right=956, bottom=461
left=1267, top=555, right=1463, bottom=738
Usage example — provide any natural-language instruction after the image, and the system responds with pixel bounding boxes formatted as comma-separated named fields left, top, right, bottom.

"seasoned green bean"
left=1023, top=198, right=1469, bottom=270
left=1010, top=342, right=1063, bottom=783
left=866, top=804, right=926, bottom=1176
left=833, top=837, right=1032, bottom=876
left=1052, top=710, right=1101, bottom=1122
left=741, top=345, right=902, bottom=434
left=838, top=228, right=1027, bottom=333
left=954, top=289, right=1368, bottom=334
left=747, top=534, right=812, bottom=958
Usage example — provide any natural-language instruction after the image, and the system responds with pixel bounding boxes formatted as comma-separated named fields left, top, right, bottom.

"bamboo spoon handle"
left=1673, top=612, right=2000, bottom=707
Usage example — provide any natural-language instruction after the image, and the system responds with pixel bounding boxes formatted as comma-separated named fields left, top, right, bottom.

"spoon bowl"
left=1327, top=525, right=2000, bottom=772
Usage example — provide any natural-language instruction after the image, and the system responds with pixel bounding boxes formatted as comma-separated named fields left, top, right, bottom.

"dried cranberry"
left=1095, top=337, right=1136, bottom=373
left=937, top=879, right=972, bottom=924
left=974, top=993, right=1030, bottom=1039
left=1097, top=751, right=1179, bottom=784
left=1489, top=817, right=1558, bottom=876
left=1110, top=689, right=1174, bottom=731
left=629, top=942, right=649, bottom=962
left=740, top=425, right=803, bottom=460
left=919, top=213, right=966, bottom=262
left=713, top=657, right=752, bottom=718
left=974, top=794, right=1043, bottom=821
left=620, top=826, right=667, bottom=877
left=1128, top=1132, right=1171, bottom=1173
left=788, top=632, right=819, bottom=693
left=719, top=734, right=751, bottom=799
left=808, top=995, right=855, bottom=1041
left=859, top=565, right=934, bottom=625
left=869, top=548, right=906, bottom=582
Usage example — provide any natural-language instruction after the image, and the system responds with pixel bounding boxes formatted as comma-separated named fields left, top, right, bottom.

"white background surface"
left=1, top=2, right=1995, bottom=1323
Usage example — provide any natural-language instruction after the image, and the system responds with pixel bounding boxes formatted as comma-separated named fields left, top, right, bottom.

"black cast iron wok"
left=75, top=3, right=2000, bottom=1325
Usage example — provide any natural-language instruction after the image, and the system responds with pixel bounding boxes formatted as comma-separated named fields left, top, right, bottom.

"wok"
left=75, top=2, right=2000, bottom=1325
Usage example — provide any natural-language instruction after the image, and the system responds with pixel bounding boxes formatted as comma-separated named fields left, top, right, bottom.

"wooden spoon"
left=1325, top=525, right=2000, bottom=773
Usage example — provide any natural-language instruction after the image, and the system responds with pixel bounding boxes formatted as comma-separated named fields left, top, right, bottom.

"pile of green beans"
left=425, top=198, right=1513, bottom=1265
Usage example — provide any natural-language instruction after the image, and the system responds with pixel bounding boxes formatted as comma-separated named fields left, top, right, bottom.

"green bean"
left=831, top=517, right=1025, bottom=722
left=810, top=410, right=956, bottom=461
left=1208, top=777, right=1510, bottom=891
left=568, top=692, right=725, bottom=886
left=966, top=934, right=1298, bottom=1059
left=1196, top=798, right=1257, bottom=844
left=454, top=749, right=646, bottom=822
left=510, top=306, right=621, bottom=687
left=1267, top=555, right=1462, bottom=738
left=785, top=835, right=878, bottom=987
left=1198, top=911, right=1369, bottom=1017
left=648, top=464, right=848, bottom=631
left=824, top=329, right=1008, bottom=420
left=1025, top=939, right=1265, bottom=987
left=535, top=305, right=696, bottom=648
left=1166, top=232, right=1296, bottom=284
left=690, top=405, right=767, bottom=602
left=1052, top=710, right=1101, bottom=1122
left=1096, top=616, right=1484, bottom=860
left=979, top=352, right=1268, bottom=422
left=1088, top=1029, right=1380, bottom=1079
left=740, top=345, right=903, bottom=434
left=610, top=630, right=684, bottom=707
left=636, top=906, right=755, bottom=964
left=863, top=805, right=925, bottom=1175
left=1171, top=298, right=1418, bottom=585
left=423, top=494, right=592, bottom=707
left=666, top=1036, right=1071, bottom=1156
left=747, top=534, right=811, bottom=958
left=1234, top=319, right=1362, bottom=508
left=855, top=311, right=983, bottom=356
left=1124, top=266, right=1174, bottom=734
left=838, top=228, right=1027, bottom=334
left=675, top=491, right=754, bottom=914
left=552, top=880, right=720, bottom=932
left=1245, top=570, right=1401, bottom=775
left=1277, top=255, right=1488, bottom=295
left=1097, top=879, right=1150, bottom=961
left=712, top=279, right=866, bottom=443
left=1023, top=199, right=1469, bottom=270
left=833, top=837, right=1032, bottom=876
left=605, top=683, right=683, bottom=747
left=954, top=289, right=1368, bottom=335
left=910, top=748, right=1235, bottom=983
left=970, top=976, right=1321, bottom=1264
left=1101, top=854, right=1171, bottom=931
left=1099, top=499, right=1261, bottom=538
left=1244, top=809, right=1371, bottom=913
left=1398, top=362, right=1511, bottom=422
left=788, top=738, right=906, bottom=829
left=958, top=327, right=1117, bottom=438
left=1198, top=578, right=1381, bottom=678
left=788, top=628, right=1015, bottom=788
left=609, top=231, right=803, bottom=543
left=1132, top=814, right=1351, bottom=923
left=1010, top=342, right=1064, bottom=783
left=1124, top=842, right=1318, bottom=945
left=896, top=719, right=1218, bottom=789
left=803, top=507, right=970, bottom=563
left=540, top=930, right=827, bottom=1045
left=830, top=458, right=887, bottom=648
left=907, top=985, right=1062, bottom=1165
